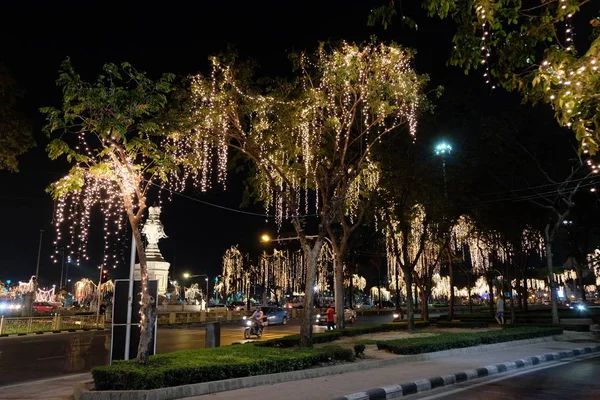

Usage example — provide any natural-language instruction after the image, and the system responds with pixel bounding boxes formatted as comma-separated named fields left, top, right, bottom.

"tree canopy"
left=0, top=63, right=35, bottom=172
left=370, top=0, right=600, bottom=156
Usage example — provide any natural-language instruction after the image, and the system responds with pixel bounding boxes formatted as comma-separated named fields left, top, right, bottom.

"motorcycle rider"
left=250, top=306, right=264, bottom=334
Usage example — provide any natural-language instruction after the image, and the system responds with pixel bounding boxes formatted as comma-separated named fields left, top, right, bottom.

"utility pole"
left=29, top=229, right=44, bottom=316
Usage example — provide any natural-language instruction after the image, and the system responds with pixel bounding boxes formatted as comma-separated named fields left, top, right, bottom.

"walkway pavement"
left=0, top=334, right=597, bottom=400
left=188, top=337, right=599, bottom=400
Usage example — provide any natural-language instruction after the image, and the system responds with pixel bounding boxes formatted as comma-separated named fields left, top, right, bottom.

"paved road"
left=0, top=315, right=391, bottom=386
left=416, top=354, right=600, bottom=400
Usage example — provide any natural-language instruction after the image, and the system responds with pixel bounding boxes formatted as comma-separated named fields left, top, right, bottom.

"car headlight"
left=577, top=304, right=586, bottom=311
left=393, top=313, right=399, bottom=319
left=242, top=316, right=247, bottom=320
left=246, top=320, right=252, bottom=326
left=316, top=314, right=321, bottom=319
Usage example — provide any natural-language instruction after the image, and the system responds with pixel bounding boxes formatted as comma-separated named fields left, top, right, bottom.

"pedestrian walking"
left=326, top=305, right=335, bottom=330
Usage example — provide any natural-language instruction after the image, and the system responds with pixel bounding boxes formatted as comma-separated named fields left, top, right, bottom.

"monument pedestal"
left=134, top=260, right=170, bottom=295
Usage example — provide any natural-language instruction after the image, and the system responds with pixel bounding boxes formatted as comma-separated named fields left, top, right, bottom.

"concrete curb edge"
left=333, top=344, right=600, bottom=400
left=73, top=335, right=564, bottom=400
left=0, top=328, right=107, bottom=337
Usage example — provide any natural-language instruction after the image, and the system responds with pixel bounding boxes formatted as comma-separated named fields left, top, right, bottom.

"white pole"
left=96, top=265, right=103, bottom=326
left=124, top=233, right=136, bottom=360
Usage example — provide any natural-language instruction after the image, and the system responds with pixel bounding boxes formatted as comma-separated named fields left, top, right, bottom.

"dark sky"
left=1, top=1, right=592, bottom=288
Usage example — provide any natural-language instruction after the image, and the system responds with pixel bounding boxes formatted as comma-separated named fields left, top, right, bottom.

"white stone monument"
left=134, top=205, right=170, bottom=295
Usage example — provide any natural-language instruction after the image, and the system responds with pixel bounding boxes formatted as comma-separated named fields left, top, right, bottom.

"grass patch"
left=376, top=326, right=563, bottom=355
left=92, top=344, right=353, bottom=391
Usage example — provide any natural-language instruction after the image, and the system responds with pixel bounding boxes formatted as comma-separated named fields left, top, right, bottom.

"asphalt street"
left=0, top=315, right=392, bottom=386
left=416, top=354, right=600, bottom=400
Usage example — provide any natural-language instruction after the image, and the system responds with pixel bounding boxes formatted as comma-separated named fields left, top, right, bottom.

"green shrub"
left=92, top=344, right=353, bottom=391
left=257, top=321, right=430, bottom=348
left=354, top=343, right=366, bottom=357
left=437, top=321, right=489, bottom=329
left=376, top=327, right=562, bottom=355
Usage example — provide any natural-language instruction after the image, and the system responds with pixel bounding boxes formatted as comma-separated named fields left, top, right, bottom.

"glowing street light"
left=434, top=142, right=452, bottom=156
left=261, top=234, right=271, bottom=242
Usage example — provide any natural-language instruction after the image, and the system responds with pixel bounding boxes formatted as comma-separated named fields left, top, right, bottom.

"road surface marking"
left=0, top=372, right=91, bottom=389
left=417, top=353, right=600, bottom=399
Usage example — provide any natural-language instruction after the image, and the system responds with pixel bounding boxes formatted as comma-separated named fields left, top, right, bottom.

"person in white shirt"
left=495, top=295, right=505, bottom=325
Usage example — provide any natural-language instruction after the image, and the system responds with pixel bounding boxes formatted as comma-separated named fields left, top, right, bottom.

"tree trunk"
left=523, top=272, right=529, bottom=312
left=403, top=269, right=415, bottom=330
left=334, top=253, right=345, bottom=330
left=545, top=238, right=560, bottom=325
left=515, top=279, right=522, bottom=310
left=420, top=288, right=429, bottom=322
left=132, top=223, right=154, bottom=365
left=488, top=278, right=495, bottom=317
left=467, top=279, right=473, bottom=313
left=299, top=241, right=322, bottom=347
left=447, top=243, right=455, bottom=322
left=575, top=262, right=586, bottom=302
left=395, top=261, right=401, bottom=313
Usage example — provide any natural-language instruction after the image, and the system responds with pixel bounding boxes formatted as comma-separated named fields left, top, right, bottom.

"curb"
left=333, top=344, right=600, bottom=400
left=0, top=328, right=107, bottom=338
left=73, top=335, right=562, bottom=400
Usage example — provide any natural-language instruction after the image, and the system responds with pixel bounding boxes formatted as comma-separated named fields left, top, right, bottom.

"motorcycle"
left=243, top=319, right=264, bottom=339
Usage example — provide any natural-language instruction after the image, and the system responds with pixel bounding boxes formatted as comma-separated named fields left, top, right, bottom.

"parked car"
left=315, top=307, right=356, bottom=325
left=356, top=302, right=373, bottom=309
left=262, top=306, right=290, bottom=325
left=32, top=302, right=57, bottom=313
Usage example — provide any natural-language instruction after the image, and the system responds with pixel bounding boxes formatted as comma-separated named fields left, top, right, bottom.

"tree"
left=0, top=63, right=35, bottom=172
left=371, top=1, right=600, bottom=155
left=41, top=59, right=197, bottom=364
left=184, top=42, right=428, bottom=344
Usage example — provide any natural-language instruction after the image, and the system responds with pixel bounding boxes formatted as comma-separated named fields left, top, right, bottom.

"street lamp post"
left=434, top=141, right=454, bottom=321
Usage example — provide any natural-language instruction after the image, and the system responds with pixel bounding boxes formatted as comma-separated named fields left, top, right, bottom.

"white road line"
left=0, top=372, right=91, bottom=389
left=416, top=353, right=600, bottom=400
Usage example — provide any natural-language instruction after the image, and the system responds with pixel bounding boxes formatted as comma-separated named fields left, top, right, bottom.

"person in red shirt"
left=326, top=305, right=335, bottom=330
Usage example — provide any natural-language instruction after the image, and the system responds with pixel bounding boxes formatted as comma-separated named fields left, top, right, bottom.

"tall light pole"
left=434, top=142, right=452, bottom=199
left=29, top=229, right=44, bottom=316
left=434, top=141, right=454, bottom=321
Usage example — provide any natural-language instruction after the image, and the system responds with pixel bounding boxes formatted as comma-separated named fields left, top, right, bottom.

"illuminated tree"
left=41, top=59, right=205, bottom=364
left=371, top=0, right=600, bottom=157
left=384, top=204, right=430, bottom=330
left=184, top=42, right=427, bottom=344
left=0, top=63, right=34, bottom=172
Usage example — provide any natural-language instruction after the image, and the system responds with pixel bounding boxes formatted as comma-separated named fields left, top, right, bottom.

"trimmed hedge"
left=437, top=321, right=489, bottom=329
left=256, top=321, right=430, bottom=348
left=92, top=344, right=353, bottom=391
left=376, top=326, right=563, bottom=355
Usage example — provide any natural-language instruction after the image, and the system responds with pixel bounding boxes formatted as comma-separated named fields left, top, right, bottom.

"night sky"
left=0, top=1, right=595, bottom=288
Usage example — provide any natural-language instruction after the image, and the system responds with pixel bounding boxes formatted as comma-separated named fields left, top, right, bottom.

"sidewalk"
left=188, top=337, right=600, bottom=400
left=0, top=335, right=597, bottom=400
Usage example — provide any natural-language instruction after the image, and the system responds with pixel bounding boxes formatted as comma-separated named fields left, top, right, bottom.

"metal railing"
left=0, top=314, right=105, bottom=335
